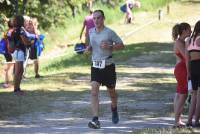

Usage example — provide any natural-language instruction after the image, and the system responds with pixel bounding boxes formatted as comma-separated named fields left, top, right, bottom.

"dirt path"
left=0, top=53, right=175, bottom=134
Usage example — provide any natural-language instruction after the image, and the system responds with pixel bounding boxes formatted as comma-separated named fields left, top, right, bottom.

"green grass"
left=139, top=0, right=172, bottom=11
left=114, top=42, right=174, bottom=64
left=19, top=41, right=174, bottom=79
left=131, top=128, right=193, bottom=134
left=0, top=90, right=90, bottom=119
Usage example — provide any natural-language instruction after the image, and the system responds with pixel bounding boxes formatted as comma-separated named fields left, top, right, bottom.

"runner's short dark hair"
left=94, top=9, right=105, bottom=19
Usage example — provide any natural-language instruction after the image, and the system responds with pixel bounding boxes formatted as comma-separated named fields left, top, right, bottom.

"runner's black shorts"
left=91, top=64, right=116, bottom=88
left=4, top=53, right=12, bottom=62
left=190, top=59, right=200, bottom=90
left=29, top=45, right=38, bottom=60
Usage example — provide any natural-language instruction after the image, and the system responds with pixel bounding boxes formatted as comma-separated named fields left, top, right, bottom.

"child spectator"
left=2, top=19, right=15, bottom=88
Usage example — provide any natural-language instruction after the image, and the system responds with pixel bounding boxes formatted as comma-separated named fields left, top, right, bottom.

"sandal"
left=173, top=124, right=186, bottom=129
left=186, top=123, right=193, bottom=129
left=3, top=83, right=11, bottom=88
left=14, top=89, right=25, bottom=96
left=35, top=74, right=42, bottom=78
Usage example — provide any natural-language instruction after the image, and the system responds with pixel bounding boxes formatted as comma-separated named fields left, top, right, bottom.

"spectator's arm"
left=176, top=40, right=185, bottom=59
left=20, top=35, right=32, bottom=46
left=185, top=37, right=190, bottom=79
left=126, top=0, right=131, bottom=13
left=80, top=24, right=85, bottom=40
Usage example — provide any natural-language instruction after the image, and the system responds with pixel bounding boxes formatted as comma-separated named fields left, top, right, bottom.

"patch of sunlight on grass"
left=131, top=127, right=192, bottom=134
left=117, top=84, right=149, bottom=91
left=117, top=67, right=173, bottom=74
left=22, top=80, right=89, bottom=92
left=124, top=22, right=172, bottom=44
left=168, top=2, right=200, bottom=24
left=38, top=66, right=90, bottom=78
left=63, top=66, right=90, bottom=73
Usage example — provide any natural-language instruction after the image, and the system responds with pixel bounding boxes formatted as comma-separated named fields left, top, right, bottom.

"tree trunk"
left=21, top=0, right=27, bottom=15
left=66, top=0, right=76, bottom=18
left=13, top=0, right=18, bottom=14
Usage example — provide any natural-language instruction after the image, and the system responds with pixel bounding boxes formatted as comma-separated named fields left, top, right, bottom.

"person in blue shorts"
left=2, top=19, right=15, bottom=88
left=120, top=0, right=141, bottom=24
left=12, top=15, right=32, bottom=95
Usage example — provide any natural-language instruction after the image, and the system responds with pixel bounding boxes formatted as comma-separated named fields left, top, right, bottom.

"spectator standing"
left=80, top=10, right=95, bottom=46
left=172, top=22, right=191, bottom=127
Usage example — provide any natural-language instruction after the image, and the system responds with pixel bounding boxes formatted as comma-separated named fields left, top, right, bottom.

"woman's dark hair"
left=93, top=9, right=105, bottom=19
left=190, top=20, right=200, bottom=44
left=7, top=19, right=13, bottom=28
left=13, top=15, right=24, bottom=28
left=172, top=22, right=190, bottom=41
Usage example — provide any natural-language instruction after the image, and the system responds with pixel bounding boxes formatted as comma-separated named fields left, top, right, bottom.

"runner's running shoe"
left=88, top=120, right=101, bottom=129
left=112, top=109, right=119, bottom=124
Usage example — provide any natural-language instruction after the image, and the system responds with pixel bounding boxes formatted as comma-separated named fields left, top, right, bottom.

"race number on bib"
left=92, top=60, right=105, bottom=69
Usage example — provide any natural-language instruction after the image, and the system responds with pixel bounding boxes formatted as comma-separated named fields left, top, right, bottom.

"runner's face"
left=93, top=12, right=104, bottom=28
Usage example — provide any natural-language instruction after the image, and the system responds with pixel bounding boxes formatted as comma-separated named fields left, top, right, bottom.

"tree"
left=0, top=0, right=121, bottom=30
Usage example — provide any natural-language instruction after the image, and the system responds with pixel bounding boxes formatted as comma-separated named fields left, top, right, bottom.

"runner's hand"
left=100, top=41, right=112, bottom=50
left=84, top=46, right=91, bottom=54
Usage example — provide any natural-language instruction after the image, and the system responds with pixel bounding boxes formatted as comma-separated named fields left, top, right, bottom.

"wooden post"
left=167, top=4, right=170, bottom=14
left=158, top=9, right=162, bottom=20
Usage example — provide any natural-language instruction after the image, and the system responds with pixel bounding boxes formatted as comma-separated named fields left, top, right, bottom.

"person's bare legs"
left=174, top=93, right=187, bottom=126
left=107, top=87, right=118, bottom=109
left=195, top=88, right=200, bottom=125
left=3, top=62, right=14, bottom=87
left=127, top=12, right=133, bottom=24
left=4, top=63, right=9, bottom=85
left=34, top=59, right=39, bottom=77
left=107, top=86, right=119, bottom=124
left=124, top=12, right=129, bottom=24
left=91, top=81, right=100, bottom=117
left=88, top=81, right=101, bottom=129
left=188, top=90, right=197, bottom=125
left=14, top=61, right=23, bottom=91
left=85, top=34, right=89, bottom=46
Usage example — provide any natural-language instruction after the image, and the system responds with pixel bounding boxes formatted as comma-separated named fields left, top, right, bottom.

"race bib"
left=92, top=60, right=105, bottom=69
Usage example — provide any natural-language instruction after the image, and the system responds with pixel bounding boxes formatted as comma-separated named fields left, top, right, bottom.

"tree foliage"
left=0, top=0, right=172, bottom=30
left=0, top=0, right=90, bottom=29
